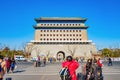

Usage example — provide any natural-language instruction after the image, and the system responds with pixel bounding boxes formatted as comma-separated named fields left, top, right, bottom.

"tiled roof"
left=35, top=17, right=87, bottom=20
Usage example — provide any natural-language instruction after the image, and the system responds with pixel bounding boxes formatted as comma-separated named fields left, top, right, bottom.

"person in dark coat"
left=43, top=57, right=46, bottom=66
left=108, top=57, right=112, bottom=66
left=10, top=58, right=16, bottom=73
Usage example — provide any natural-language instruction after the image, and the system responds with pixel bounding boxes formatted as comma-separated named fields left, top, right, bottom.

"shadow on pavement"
left=13, top=70, right=26, bottom=73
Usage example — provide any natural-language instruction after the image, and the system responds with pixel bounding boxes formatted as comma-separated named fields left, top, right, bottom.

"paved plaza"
left=4, top=61, right=120, bottom=80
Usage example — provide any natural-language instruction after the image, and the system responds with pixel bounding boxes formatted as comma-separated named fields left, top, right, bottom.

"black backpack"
left=59, top=67, right=71, bottom=80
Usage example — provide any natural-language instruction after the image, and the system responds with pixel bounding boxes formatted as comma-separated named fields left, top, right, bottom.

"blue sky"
left=0, top=0, right=120, bottom=50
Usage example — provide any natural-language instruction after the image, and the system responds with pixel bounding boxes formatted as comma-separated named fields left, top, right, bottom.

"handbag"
left=15, top=65, right=17, bottom=69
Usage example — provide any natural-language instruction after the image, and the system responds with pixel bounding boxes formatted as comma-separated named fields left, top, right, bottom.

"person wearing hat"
left=0, top=55, right=6, bottom=80
left=62, top=56, right=79, bottom=80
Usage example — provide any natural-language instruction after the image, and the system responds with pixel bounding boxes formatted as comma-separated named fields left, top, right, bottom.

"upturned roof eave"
left=33, top=26, right=89, bottom=29
left=34, top=17, right=87, bottom=21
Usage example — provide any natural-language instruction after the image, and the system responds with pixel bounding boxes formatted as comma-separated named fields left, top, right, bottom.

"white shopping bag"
left=15, top=65, right=17, bottom=69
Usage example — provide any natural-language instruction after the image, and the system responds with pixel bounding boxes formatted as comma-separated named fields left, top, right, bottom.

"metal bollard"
left=6, top=77, right=12, bottom=80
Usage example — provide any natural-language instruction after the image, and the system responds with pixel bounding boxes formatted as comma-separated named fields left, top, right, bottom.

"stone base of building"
left=29, top=43, right=96, bottom=60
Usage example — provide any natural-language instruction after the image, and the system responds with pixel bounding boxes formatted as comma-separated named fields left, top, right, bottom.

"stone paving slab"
left=4, top=62, right=120, bottom=80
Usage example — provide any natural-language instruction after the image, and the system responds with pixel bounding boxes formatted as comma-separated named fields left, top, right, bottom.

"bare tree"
left=32, top=46, right=41, bottom=56
left=20, top=42, right=34, bottom=59
left=67, top=45, right=77, bottom=56
left=21, top=42, right=27, bottom=54
left=0, top=43, right=7, bottom=50
left=25, top=43, right=34, bottom=58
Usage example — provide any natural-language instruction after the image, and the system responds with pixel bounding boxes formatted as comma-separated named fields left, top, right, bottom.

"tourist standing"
left=97, top=58, right=103, bottom=75
left=6, top=57, right=11, bottom=73
left=37, top=55, right=41, bottom=67
left=62, top=56, right=79, bottom=80
left=0, top=55, right=6, bottom=80
left=75, top=57, right=79, bottom=62
left=50, top=57, right=53, bottom=63
left=108, top=57, right=112, bottom=66
left=97, top=58, right=103, bottom=68
left=93, top=57, right=97, bottom=63
left=43, top=57, right=46, bottom=66
left=85, top=59, right=93, bottom=80
left=10, top=58, right=16, bottom=73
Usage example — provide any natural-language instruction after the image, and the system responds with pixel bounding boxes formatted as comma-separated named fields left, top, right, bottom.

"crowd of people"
left=34, top=55, right=47, bottom=67
left=33, top=55, right=112, bottom=80
left=61, top=56, right=105, bottom=80
left=5, top=57, right=16, bottom=73
left=0, top=55, right=16, bottom=80
left=82, top=58, right=103, bottom=80
left=0, top=54, right=113, bottom=80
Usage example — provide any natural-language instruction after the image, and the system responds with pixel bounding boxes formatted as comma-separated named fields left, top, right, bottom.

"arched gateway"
left=56, top=51, right=65, bottom=61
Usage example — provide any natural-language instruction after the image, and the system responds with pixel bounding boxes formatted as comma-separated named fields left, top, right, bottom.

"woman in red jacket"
left=97, top=58, right=103, bottom=68
left=62, top=56, right=79, bottom=80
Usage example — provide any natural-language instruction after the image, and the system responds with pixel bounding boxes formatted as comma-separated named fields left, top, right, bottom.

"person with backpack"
left=96, top=58, right=103, bottom=80
left=61, top=56, right=79, bottom=80
left=0, top=55, right=6, bottom=80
